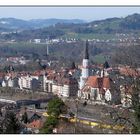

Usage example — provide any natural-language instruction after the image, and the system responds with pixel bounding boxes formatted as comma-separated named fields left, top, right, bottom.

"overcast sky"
left=0, top=7, right=140, bottom=21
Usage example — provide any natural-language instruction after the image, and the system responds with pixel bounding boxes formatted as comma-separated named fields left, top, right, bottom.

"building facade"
left=81, top=76, right=112, bottom=102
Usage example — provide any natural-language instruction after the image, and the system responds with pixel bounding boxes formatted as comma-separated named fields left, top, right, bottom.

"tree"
left=47, top=97, right=67, bottom=117
left=40, top=116, right=58, bottom=134
left=113, top=45, right=140, bottom=133
left=71, top=61, right=76, bottom=69
left=2, top=111, right=21, bottom=134
left=131, top=78, right=140, bottom=133
left=132, top=104, right=140, bottom=133
left=21, top=112, right=28, bottom=124
left=40, top=97, right=67, bottom=134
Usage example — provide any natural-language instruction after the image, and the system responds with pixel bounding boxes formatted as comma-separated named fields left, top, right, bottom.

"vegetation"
left=1, top=13, right=140, bottom=41
left=113, top=44, right=140, bottom=133
left=0, top=111, right=21, bottom=134
left=40, top=97, right=67, bottom=134
left=21, top=112, right=28, bottom=124
left=131, top=78, right=140, bottom=133
left=40, top=116, right=58, bottom=134
left=47, top=97, right=67, bottom=117
left=112, top=45, right=140, bottom=67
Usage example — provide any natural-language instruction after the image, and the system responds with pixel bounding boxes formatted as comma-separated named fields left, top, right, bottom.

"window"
left=91, top=88, right=98, bottom=100
left=46, top=83, right=49, bottom=92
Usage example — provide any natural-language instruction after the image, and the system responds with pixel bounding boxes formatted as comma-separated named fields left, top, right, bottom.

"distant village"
left=1, top=30, right=140, bottom=44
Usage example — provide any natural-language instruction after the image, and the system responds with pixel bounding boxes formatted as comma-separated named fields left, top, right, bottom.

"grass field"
left=92, top=55, right=106, bottom=64
left=63, top=32, right=115, bottom=40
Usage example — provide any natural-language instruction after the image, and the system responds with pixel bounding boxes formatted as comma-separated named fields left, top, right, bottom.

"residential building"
left=1, top=72, right=19, bottom=88
left=18, top=74, right=39, bottom=90
left=52, top=75, right=78, bottom=97
left=120, top=85, right=133, bottom=107
left=38, top=70, right=78, bottom=97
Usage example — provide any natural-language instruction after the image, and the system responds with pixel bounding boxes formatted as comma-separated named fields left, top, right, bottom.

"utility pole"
left=47, top=43, right=49, bottom=56
left=74, top=98, right=79, bottom=133
left=46, top=37, right=50, bottom=57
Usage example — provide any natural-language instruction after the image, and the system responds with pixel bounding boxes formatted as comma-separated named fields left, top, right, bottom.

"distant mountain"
left=0, top=18, right=31, bottom=30
left=87, top=13, right=140, bottom=32
left=0, top=18, right=86, bottom=31
left=1, top=13, right=140, bottom=41
left=29, top=18, right=85, bottom=28
left=120, top=13, right=140, bottom=30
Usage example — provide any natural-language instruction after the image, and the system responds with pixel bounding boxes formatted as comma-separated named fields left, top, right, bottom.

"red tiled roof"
left=103, top=77, right=110, bottom=89
left=123, top=85, right=133, bottom=95
left=85, top=76, right=110, bottom=89
left=26, top=120, right=43, bottom=129
left=119, top=67, right=140, bottom=77
left=0, top=72, right=5, bottom=78
left=86, top=76, right=98, bottom=88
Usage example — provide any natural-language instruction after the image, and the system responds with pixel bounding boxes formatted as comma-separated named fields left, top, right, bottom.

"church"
left=78, top=40, right=113, bottom=103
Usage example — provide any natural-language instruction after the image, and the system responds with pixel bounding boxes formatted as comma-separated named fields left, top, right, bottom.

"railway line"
left=42, top=112, right=125, bottom=132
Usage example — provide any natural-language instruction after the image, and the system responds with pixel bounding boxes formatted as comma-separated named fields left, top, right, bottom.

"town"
left=0, top=39, right=139, bottom=134
left=0, top=8, right=140, bottom=134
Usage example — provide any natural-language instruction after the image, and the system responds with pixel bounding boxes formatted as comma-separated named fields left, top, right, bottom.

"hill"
left=1, top=13, right=140, bottom=41
left=0, top=18, right=85, bottom=31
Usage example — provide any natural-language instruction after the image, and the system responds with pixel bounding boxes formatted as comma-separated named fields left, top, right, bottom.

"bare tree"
left=112, top=45, right=140, bottom=133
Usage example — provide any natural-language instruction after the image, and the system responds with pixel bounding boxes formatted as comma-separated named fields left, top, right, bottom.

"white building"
left=18, top=74, right=39, bottom=90
left=41, top=72, right=78, bottom=97
left=1, top=73, right=17, bottom=88
left=52, top=81, right=78, bottom=97
left=34, top=39, right=41, bottom=44
left=120, top=85, right=132, bottom=107
left=1, top=70, right=78, bottom=98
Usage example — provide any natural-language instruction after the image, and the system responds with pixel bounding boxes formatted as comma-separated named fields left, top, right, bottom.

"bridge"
left=16, top=98, right=52, bottom=108
left=0, top=97, right=52, bottom=108
left=0, top=99, right=16, bottom=104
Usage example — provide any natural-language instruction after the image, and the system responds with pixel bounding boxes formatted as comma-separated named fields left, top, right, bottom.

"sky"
left=0, top=7, right=140, bottom=21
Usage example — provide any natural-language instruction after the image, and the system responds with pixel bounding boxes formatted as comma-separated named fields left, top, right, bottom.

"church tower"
left=79, top=40, right=90, bottom=90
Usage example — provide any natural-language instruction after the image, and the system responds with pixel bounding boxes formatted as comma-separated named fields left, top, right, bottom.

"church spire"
left=79, top=40, right=90, bottom=90
left=85, top=40, right=89, bottom=59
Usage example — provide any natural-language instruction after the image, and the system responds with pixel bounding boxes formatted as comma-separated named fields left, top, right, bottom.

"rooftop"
left=85, top=76, right=110, bottom=89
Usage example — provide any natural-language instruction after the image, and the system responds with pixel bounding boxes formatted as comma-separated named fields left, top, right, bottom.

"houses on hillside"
left=0, top=69, right=79, bottom=98
left=0, top=40, right=138, bottom=107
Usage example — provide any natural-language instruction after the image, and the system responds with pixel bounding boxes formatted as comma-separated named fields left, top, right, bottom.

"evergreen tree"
left=21, top=112, right=28, bottom=124
left=40, top=116, right=58, bottom=134
left=40, top=97, right=67, bottom=133
left=71, top=61, right=76, bottom=69
left=2, top=111, right=21, bottom=134
left=47, top=97, right=67, bottom=117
